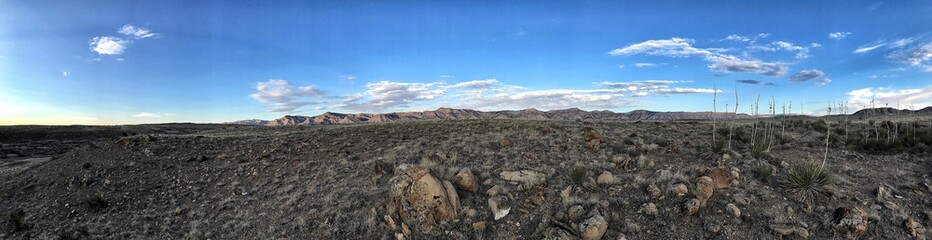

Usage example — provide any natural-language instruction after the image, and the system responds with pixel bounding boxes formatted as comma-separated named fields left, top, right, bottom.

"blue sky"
left=1, top=0, right=931, bottom=124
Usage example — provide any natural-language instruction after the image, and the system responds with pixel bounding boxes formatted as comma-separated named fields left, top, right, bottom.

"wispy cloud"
left=853, top=41, right=886, bottom=53
left=89, top=24, right=158, bottom=56
left=736, top=79, right=775, bottom=86
left=118, top=25, right=156, bottom=39
left=788, top=69, right=825, bottom=82
left=886, top=42, right=932, bottom=71
left=609, top=37, right=788, bottom=76
left=634, top=63, right=656, bottom=68
left=446, top=79, right=500, bottom=89
left=89, top=37, right=129, bottom=55
left=132, top=112, right=177, bottom=118
left=829, top=32, right=851, bottom=40
left=62, top=71, right=69, bottom=77
left=340, top=75, right=357, bottom=81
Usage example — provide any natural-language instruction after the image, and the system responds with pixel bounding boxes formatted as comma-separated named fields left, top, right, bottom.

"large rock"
left=500, top=170, right=546, bottom=187
left=832, top=207, right=868, bottom=239
left=695, top=176, right=715, bottom=206
left=454, top=168, right=478, bottom=192
left=709, top=167, right=736, bottom=189
left=579, top=210, right=608, bottom=240
left=387, top=165, right=460, bottom=233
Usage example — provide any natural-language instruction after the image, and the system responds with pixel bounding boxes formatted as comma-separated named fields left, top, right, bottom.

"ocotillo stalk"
left=728, top=86, right=738, bottom=151
left=712, top=83, right=717, bottom=145
left=821, top=103, right=832, bottom=171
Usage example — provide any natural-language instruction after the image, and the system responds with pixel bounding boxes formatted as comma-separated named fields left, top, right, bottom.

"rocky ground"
left=1, top=119, right=930, bottom=239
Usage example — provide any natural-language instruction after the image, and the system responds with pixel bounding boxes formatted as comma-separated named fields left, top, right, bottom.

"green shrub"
left=571, top=167, right=588, bottom=186
left=752, top=161, right=774, bottom=183
left=782, top=161, right=833, bottom=205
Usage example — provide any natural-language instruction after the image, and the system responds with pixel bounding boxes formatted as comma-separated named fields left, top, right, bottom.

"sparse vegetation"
left=571, top=166, right=588, bottom=186
left=3, top=209, right=26, bottom=234
left=752, top=161, right=774, bottom=183
left=782, top=161, right=833, bottom=205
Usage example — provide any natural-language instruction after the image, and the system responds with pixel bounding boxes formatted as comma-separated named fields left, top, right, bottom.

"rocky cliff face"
left=236, top=108, right=754, bottom=126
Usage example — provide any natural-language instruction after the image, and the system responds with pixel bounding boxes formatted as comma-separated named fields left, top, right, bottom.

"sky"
left=1, top=0, right=931, bottom=125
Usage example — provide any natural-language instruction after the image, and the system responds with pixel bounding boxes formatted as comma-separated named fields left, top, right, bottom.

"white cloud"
left=118, top=25, right=156, bottom=39
left=62, top=71, right=69, bottom=77
left=617, top=65, right=625, bottom=69
left=854, top=42, right=886, bottom=54
left=249, top=79, right=326, bottom=112
left=447, top=79, right=499, bottom=89
left=89, top=36, right=128, bottom=55
left=338, top=81, right=445, bottom=112
left=829, top=32, right=851, bottom=40
left=608, top=38, right=713, bottom=57
left=816, top=77, right=832, bottom=86
left=132, top=112, right=177, bottom=118
left=634, top=63, right=656, bottom=68
left=890, top=37, right=917, bottom=48
left=340, top=75, right=357, bottom=80
left=847, top=86, right=932, bottom=110
left=788, top=69, right=825, bottom=82
left=724, top=34, right=751, bottom=42
left=886, top=42, right=932, bottom=71
left=610, top=38, right=788, bottom=76
left=750, top=40, right=816, bottom=59
left=705, top=54, right=787, bottom=76
left=455, top=88, right=632, bottom=111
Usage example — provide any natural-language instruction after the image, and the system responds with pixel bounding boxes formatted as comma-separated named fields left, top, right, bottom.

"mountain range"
left=231, top=108, right=756, bottom=126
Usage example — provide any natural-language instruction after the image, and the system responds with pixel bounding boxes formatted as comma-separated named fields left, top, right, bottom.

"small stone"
left=640, top=203, right=658, bottom=216
left=883, top=201, right=899, bottom=211
left=707, top=225, right=721, bottom=233
left=771, top=226, right=795, bottom=236
left=487, top=185, right=505, bottom=196
left=647, top=184, right=662, bottom=198
left=726, top=203, right=741, bottom=218
left=466, top=208, right=477, bottom=218
left=671, top=183, right=688, bottom=196
left=567, top=205, right=585, bottom=222
left=684, top=198, right=701, bottom=215
left=596, top=171, right=615, bottom=185
left=796, top=228, right=810, bottom=238
left=472, top=221, right=487, bottom=233
left=488, top=196, right=511, bottom=220
left=832, top=207, right=869, bottom=239
left=905, top=218, right=925, bottom=239
left=579, top=210, right=608, bottom=240
left=384, top=215, right=397, bottom=230
left=875, top=185, right=890, bottom=201
left=616, top=233, right=628, bottom=240
left=695, top=176, right=715, bottom=206
left=733, top=195, right=751, bottom=205
left=395, top=233, right=406, bottom=240
left=454, top=168, right=479, bottom=192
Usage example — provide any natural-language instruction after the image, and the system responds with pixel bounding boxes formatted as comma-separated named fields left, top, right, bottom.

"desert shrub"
left=782, top=161, right=833, bottom=205
left=83, top=195, right=108, bottom=212
left=752, top=161, right=774, bottom=183
left=699, top=140, right=726, bottom=160
left=571, top=167, right=587, bottom=186
left=747, top=134, right=771, bottom=160
left=3, top=209, right=26, bottom=233
left=809, top=120, right=828, bottom=133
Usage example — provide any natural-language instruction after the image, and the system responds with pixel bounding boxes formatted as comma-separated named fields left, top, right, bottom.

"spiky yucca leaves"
left=782, top=161, right=833, bottom=205
left=700, top=140, right=726, bottom=161
left=752, top=161, right=774, bottom=183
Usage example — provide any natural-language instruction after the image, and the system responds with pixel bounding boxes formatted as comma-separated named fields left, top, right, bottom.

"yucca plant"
left=782, top=161, right=833, bottom=205
left=752, top=161, right=774, bottom=183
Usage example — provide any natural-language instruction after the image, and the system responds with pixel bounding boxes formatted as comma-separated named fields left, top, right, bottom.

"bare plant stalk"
left=821, top=103, right=832, bottom=171
left=712, top=83, right=717, bottom=145
left=728, top=86, right=738, bottom=150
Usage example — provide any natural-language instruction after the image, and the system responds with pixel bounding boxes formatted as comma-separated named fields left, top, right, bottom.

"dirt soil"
left=1, top=119, right=930, bottom=239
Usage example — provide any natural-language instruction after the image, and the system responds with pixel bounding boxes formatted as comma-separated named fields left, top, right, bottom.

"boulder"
left=500, top=170, right=546, bottom=187
left=596, top=171, right=614, bottom=185
left=832, top=207, right=868, bottom=239
left=386, top=165, right=460, bottom=233
left=709, top=167, right=736, bottom=189
left=454, top=168, right=478, bottom=192
left=695, top=176, right=715, bottom=205
left=579, top=210, right=608, bottom=240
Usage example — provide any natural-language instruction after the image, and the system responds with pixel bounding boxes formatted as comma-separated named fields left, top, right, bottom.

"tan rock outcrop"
left=387, top=165, right=460, bottom=233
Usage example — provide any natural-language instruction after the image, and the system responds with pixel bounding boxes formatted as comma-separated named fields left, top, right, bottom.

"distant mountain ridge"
left=231, top=108, right=756, bottom=126
left=851, top=107, right=932, bottom=117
